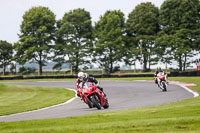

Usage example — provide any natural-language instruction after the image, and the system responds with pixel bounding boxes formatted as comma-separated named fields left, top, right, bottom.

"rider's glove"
left=76, top=85, right=79, bottom=90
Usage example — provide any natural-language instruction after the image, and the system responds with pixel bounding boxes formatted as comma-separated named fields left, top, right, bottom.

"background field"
left=0, top=77, right=199, bottom=133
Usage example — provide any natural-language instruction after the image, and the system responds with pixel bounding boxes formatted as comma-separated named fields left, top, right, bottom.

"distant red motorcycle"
left=156, top=72, right=167, bottom=91
left=78, top=82, right=109, bottom=110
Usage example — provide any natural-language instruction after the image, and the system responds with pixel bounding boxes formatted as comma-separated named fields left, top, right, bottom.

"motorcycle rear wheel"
left=103, top=98, right=109, bottom=109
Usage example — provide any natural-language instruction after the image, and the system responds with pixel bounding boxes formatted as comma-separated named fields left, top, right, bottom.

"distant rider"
left=76, top=72, right=104, bottom=97
left=154, top=66, right=167, bottom=84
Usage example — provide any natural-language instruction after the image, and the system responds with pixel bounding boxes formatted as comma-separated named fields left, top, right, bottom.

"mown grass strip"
left=0, top=84, right=75, bottom=116
left=0, top=77, right=200, bottom=133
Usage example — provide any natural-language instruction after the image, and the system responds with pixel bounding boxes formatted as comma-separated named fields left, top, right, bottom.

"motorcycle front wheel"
left=161, top=81, right=167, bottom=91
left=85, top=96, right=93, bottom=108
left=91, top=94, right=101, bottom=110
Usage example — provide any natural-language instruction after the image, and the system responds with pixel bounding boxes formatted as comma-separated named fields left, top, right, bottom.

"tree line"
left=0, top=0, right=200, bottom=76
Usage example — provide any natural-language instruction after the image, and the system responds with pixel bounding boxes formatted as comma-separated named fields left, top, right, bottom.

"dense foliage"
left=14, top=6, right=56, bottom=75
left=0, top=40, right=13, bottom=75
left=54, top=8, right=93, bottom=73
left=1, top=0, right=200, bottom=75
left=126, top=2, right=159, bottom=72
left=157, top=0, right=200, bottom=71
left=94, top=10, right=125, bottom=73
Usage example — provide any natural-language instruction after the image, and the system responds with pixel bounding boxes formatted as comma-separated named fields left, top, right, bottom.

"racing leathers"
left=154, top=70, right=167, bottom=84
left=76, top=76, right=104, bottom=97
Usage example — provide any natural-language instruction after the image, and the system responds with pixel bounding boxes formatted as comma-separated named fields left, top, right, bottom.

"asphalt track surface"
left=0, top=81, right=195, bottom=122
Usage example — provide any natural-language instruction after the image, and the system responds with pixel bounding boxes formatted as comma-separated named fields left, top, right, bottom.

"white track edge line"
left=178, top=85, right=199, bottom=98
left=0, top=88, right=77, bottom=118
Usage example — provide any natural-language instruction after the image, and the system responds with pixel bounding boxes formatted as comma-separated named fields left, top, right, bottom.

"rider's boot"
left=155, top=79, right=158, bottom=84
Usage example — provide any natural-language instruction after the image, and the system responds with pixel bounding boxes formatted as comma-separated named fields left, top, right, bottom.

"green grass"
left=0, top=84, right=75, bottom=116
left=0, top=77, right=200, bottom=133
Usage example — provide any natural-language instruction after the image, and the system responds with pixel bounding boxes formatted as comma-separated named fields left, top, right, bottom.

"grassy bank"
left=0, top=84, right=75, bottom=116
left=0, top=77, right=200, bottom=133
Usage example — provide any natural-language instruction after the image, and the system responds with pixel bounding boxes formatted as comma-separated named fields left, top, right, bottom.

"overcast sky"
left=0, top=0, right=165, bottom=44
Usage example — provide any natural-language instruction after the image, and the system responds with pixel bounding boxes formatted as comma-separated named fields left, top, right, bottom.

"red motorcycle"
left=78, top=82, right=109, bottom=110
left=156, top=72, right=167, bottom=91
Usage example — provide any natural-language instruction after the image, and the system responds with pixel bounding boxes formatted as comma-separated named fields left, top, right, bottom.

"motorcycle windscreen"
left=157, top=72, right=164, bottom=76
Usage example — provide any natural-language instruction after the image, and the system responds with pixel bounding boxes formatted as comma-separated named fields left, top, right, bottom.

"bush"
left=113, top=66, right=120, bottom=73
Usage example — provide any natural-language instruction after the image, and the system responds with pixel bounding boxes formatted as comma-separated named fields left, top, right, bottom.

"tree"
left=55, top=8, right=93, bottom=73
left=14, top=6, right=56, bottom=75
left=126, top=2, right=159, bottom=71
left=94, top=10, right=125, bottom=73
left=155, top=33, right=173, bottom=71
left=158, top=0, right=200, bottom=71
left=123, top=35, right=139, bottom=73
left=0, top=40, right=13, bottom=76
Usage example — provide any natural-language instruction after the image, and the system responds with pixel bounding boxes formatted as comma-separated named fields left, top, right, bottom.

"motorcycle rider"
left=76, top=72, right=104, bottom=97
left=154, top=66, right=167, bottom=84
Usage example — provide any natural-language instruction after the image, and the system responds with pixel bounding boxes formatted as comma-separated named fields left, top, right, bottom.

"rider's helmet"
left=157, top=66, right=161, bottom=72
left=78, top=72, right=85, bottom=79
left=78, top=72, right=88, bottom=80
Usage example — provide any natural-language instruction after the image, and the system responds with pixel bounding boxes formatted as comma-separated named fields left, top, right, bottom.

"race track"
left=0, top=81, right=195, bottom=122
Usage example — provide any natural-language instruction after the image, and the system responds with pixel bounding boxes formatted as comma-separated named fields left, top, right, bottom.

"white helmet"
left=78, top=72, right=89, bottom=79
left=78, top=72, right=85, bottom=79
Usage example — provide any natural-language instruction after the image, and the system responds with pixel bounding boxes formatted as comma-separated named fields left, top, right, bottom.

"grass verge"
left=0, top=77, right=200, bottom=133
left=0, top=84, right=75, bottom=116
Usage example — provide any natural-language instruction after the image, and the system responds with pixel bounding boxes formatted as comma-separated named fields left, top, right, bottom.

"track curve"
left=0, top=81, right=194, bottom=122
